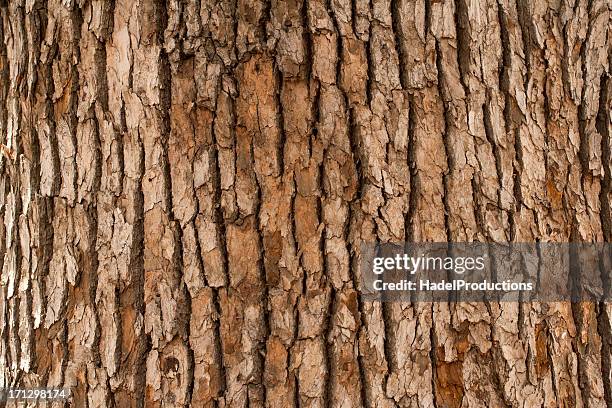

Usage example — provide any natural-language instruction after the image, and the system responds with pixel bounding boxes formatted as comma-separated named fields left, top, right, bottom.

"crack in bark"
left=128, top=126, right=147, bottom=408
left=209, top=93, right=231, bottom=403
left=346, top=106, right=370, bottom=408
left=515, top=0, right=532, bottom=90
left=596, top=71, right=611, bottom=407
left=7, top=2, right=28, bottom=387
left=453, top=0, right=470, bottom=94
left=390, top=0, right=406, bottom=90
left=253, top=160, right=270, bottom=406
left=328, top=2, right=370, bottom=405
left=482, top=92, right=505, bottom=227
left=434, top=39, right=455, bottom=243
left=405, top=96, right=417, bottom=244
left=496, top=2, right=522, bottom=241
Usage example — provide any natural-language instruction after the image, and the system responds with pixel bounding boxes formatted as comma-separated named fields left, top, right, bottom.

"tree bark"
left=0, top=0, right=610, bottom=407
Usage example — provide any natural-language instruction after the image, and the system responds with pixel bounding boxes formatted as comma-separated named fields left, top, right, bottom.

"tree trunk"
left=0, top=0, right=610, bottom=407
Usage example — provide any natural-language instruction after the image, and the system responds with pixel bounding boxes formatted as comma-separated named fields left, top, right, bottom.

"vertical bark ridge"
left=138, top=1, right=194, bottom=406
left=387, top=1, right=440, bottom=407
left=19, top=0, right=55, bottom=395
left=3, top=2, right=26, bottom=388
left=327, top=0, right=391, bottom=406
left=474, top=6, right=524, bottom=400
left=520, top=1, right=579, bottom=406
left=12, top=1, right=33, bottom=393
left=317, top=1, right=369, bottom=405
left=64, top=1, right=110, bottom=404
left=354, top=0, right=410, bottom=405
left=39, top=2, right=83, bottom=396
left=105, top=0, right=148, bottom=405
left=255, top=11, right=299, bottom=403
left=493, top=7, right=535, bottom=404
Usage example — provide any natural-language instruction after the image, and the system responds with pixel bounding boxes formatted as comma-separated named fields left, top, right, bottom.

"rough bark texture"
left=0, top=0, right=610, bottom=407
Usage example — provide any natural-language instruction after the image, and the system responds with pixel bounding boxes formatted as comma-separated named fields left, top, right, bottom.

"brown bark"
left=0, top=0, right=610, bottom=407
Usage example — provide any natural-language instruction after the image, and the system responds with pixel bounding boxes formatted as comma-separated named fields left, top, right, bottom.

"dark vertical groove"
left=159, top=50, right=175, bottom=220
left=350, top=0, right=358, bottom=42
left=260, top=0, right=272, bottom=44
left=251, top=64, right=272, bottom=405
left=0, top=195, right=6, bottom=392
left=597, top=76, right=611, bottom=241
left=327, top=1, right=368, bottom=404
left=301, top=0, right=313, bottom=83
left=434, top=40, right=454, bottom=243
left=8, top=1, right=28, bottom=384
left=44, top=10, right=61, bottom=197
left=87, top=8, right=107, bottom=376
left=596, top=73, right=611, bottom=406
left=84, top=203, right=103, bottom=400
left=496, top=3, right=522, bottom=241
left=572, top=7, right=598, bottom=404
left=69, top=3, right=105, bottom=400
left=0, top=4, right=10, bottom=390
left=433, top=39, right=453, bottom=404
left=405, top=97, right=417, bottom=243
left=177, top=225, right=195, bottom=407
left=210, top=96, right=230, bottom=400
left=389, top=0, right=411, bottom=245
left=157, top=1, right=196, bottom=405
left=33, top=197, right=54, bottom=381
left=74, top=0, right=104, bottom=401
left=273, top=62, right=287, bottom=193
left=390, top=0, right=406, bottom=90
left=515, top=0, right=532, bottom=88
left=471, top=177, right=488, bottom=240
left=597, top=300, right=612, bottom=407
left=252, top=145, right=270, bottom=407
left=482, top=94, right=505, bottom=225
left=543, top=320, right=560, bottom=403
left=453, top=0, right=470, bottom=92
left=323, top=287, right=335, bottom=408
left=429, top=321, right=439, bottom=408
left=88, top=3, right=113, bottom=397
left=569, top=220, right=591, bottom=406
left=381, top=302, right=396, bottom=373
left=346, top=106, right=370, bottom=408
left=305, top=1, right=335, bottom=396
left=364, top=0, right=374, bottom=105
left=129, top=0, right=150, bottom=395
left=346, top=97, right=371, bottom=406
left=560, top=21, right=573, bottom=98
left=424, top=0, right=431, bottom=39
left=188, top=214, right=215, bottom=403
left=130, top=126, right=147, bottom=408
left=0, top=4, right=8, bottom=150
left=206, top=70, right=233, bottom=408
left=65, top=4, right=83, bottom=205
